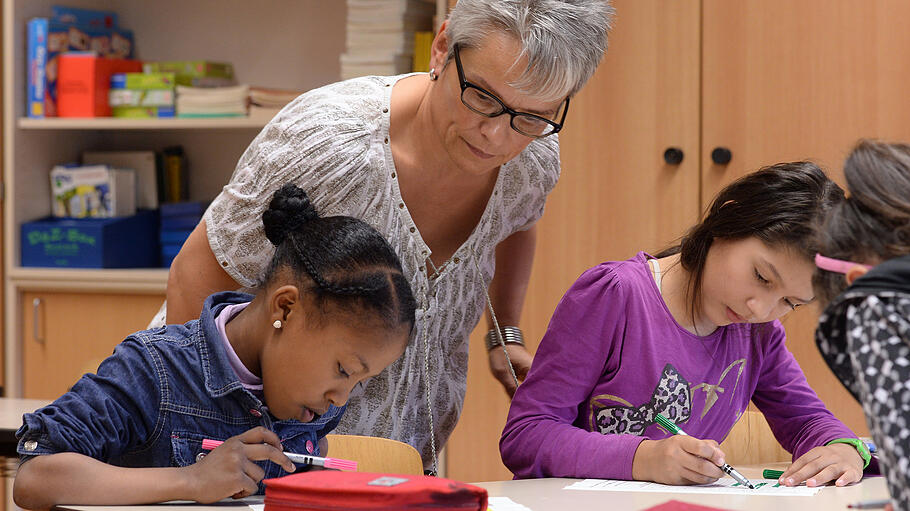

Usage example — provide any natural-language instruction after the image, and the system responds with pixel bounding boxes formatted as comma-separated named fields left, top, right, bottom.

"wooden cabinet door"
left=702, top=0, right=910, bottom=434
left=22, top=291, right=165, bottom=400
left=446, top=0, right=702, bottom=482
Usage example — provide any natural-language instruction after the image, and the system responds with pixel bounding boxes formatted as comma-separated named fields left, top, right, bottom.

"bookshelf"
left=18, top=116, right=272, bottom=130
left=1, top=0, right=357, bottom=400
left=3, top=0, right=450, bottom=397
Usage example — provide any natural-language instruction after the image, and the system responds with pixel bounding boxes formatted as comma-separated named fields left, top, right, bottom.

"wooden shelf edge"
left=8, top=267, right=169, bottom=293
left=18, top=116, right=271, bottom=130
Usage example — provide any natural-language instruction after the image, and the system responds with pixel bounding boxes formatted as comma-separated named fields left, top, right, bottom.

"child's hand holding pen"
left=631, top=434, right=728, bottom=485
left=183, top=427, right=296, bottom=503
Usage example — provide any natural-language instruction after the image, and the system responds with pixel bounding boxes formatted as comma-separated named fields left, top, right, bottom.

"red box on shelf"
left=56, top=53, right=141, bottom=117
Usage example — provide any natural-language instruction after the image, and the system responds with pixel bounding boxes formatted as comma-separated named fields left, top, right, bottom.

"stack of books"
left=248, top=86, right=303, bottom=121
left=109, top=72, right=176, bottom=118
left=175, top=84, right=249, bottom=117
left=143, top=60, right=245, bottom=117
left=341, top=0, right=436, bottom=79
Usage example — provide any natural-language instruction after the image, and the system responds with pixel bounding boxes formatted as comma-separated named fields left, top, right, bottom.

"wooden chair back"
left=718, top=409, right=791, bottom=466
left=325, top=434, right=424, bottom=475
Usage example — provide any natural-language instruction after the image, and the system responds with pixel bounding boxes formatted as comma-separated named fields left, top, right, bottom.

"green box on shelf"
left=110, top=72, right=176, bottom=90
left=142, top=60, right=234, bottom=85
left=20, top=210, right=158, bottom=268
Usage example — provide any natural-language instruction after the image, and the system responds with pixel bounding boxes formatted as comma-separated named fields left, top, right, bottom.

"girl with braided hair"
left=13, top=184, right=416, bottom=509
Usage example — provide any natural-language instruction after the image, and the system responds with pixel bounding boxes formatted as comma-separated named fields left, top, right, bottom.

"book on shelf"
left=82, top=150, right=158, bottom=209
left=160, top=146, right=189, bottom=203
left=50, top=164, right=136, bottom=218
left=412, top=31, right=433, bottom=72
left=143, top=60, right=235, bottom=86
left=248, top=86, right=304, bottom=122
left=110, top=72, right=176, bottom=90
left=175, top=84, right=249, bottom=117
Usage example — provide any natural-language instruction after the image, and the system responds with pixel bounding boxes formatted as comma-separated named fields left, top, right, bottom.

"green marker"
left=763, top=469, right=784, bottom=480
left=655, top=413, right=756, bottom=489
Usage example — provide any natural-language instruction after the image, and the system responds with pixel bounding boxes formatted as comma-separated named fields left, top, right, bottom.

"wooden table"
left=473, top=464, right=889, bottom=510
left=53, top=464, right=888, bottom=511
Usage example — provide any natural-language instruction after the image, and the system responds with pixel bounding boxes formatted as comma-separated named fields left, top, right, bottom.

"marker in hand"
left=655, top=414, right=755, bottom=489
left=201, top=439, right=358, bottom=471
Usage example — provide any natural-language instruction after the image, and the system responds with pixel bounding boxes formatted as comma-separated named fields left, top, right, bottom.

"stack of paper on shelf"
left=341, top=0, right=436, bottom=79
left=175, top=84, right=249, bottom=117
left=109, top=72, right=176, bottom=118
left=248, top=86, right=304, bottom=121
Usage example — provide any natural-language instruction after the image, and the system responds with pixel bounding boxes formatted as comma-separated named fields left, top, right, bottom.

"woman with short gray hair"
left=161, top=0, right=614, bottom=473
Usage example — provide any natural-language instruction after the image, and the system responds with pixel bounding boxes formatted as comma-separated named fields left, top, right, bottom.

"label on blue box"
left=21, top=211, right=158, bottom=268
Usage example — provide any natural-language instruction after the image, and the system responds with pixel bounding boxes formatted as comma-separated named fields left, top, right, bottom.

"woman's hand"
left=183, top=427, right=295, bottom=502
left=631, top=437, right=726, bottom=485
left=488, top=344, right=532, bottom=398
left=779, top=443, right=863, bottom=487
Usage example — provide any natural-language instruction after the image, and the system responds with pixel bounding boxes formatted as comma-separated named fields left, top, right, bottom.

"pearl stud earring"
left=273, top=320, right=282, bottom=329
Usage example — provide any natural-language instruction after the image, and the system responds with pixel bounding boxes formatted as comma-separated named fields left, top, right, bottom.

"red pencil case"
left=264, top=471, right=488, bottom=511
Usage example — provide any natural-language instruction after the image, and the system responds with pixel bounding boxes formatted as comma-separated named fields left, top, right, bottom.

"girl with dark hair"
left=501, top=162, right=869, bottom=487
left=814, top=140, right=910, bottom=511
left=12, top=184, right=417, bottom=509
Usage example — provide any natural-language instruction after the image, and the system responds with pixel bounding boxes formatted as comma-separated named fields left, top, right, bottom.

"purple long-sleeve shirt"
left=501, top=252, right=856, bottom=480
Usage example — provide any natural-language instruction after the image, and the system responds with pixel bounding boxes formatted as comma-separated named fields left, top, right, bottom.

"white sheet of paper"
left=488, top=496, right=534, bottom=511
left=248, top=504, right=265, bottom=511
left=564, top=478, right=822, bottom=496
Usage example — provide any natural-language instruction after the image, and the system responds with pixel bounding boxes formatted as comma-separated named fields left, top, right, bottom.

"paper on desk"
left=488, top=496, right=533, bottom=511
left=564, top=478, right=822, bottom=496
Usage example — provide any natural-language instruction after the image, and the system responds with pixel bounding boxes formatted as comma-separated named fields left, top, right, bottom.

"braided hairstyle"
left=657, top=161, right=844, bottom=330
left=814, top=140, right=910, bottom=305
left=260, top=184, right=416, bottom=334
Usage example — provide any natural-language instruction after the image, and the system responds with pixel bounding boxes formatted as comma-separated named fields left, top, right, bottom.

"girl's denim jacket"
left=16, top=291, right=344, bottom=490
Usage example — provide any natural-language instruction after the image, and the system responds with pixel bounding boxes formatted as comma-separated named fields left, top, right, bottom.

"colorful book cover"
left=110, top=72, right=176, bottom=90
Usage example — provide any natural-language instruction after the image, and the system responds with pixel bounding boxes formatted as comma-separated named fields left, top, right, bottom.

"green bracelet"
left=826, top=438, right=871, bottom=469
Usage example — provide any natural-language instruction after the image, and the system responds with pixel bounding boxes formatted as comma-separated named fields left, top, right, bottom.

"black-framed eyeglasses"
left=452, top=44, right=569, bottom=138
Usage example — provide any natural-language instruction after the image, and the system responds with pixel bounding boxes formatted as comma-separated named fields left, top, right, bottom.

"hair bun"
left=263, top=184, right=320, bottom=246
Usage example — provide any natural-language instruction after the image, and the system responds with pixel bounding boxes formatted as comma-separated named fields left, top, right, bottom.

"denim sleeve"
left=16, top=337, right=163, bottom=461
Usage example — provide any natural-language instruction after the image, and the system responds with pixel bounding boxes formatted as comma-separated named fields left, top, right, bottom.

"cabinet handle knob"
left=32, top=298, right=45, bottom=345
left=663, top=147, right=684, bottom=165
left=711, top=147, right=732, bottom=165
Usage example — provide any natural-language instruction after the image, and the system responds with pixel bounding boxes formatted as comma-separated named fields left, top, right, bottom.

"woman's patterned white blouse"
left=158, top=74, right=560, bottom=467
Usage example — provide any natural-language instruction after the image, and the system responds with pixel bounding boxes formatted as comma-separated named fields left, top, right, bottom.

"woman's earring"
left=273, top=320, right=282, bottom=329
left=428, top=68, right=438, bottom=81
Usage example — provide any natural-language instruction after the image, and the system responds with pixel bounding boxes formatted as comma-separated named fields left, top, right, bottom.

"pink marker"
left=201, top=438, right=358, bottom=471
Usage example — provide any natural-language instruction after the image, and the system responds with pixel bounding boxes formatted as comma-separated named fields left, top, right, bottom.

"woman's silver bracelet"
left=485, top=326, right=525, bottom=351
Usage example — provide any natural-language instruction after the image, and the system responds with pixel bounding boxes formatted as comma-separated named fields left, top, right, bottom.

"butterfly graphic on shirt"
left=588, top=359, right=747, bottom=435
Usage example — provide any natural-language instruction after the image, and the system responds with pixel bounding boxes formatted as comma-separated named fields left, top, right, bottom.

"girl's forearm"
left=14, top=453, right=194, bottom=510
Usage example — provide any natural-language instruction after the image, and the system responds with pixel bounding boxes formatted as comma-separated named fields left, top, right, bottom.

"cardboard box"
left=142, top=60, right=234, bottom=86
left=109, top=89, right=175, bottom=107
left=111, top=72, right=176, bottom=90
left=111, top=106, right=176, bottom=118
left=50, top=164, right=136, bottom=218
left=21, top=210, right=158, bottom=268
left=56, top=53, right=141, bottom=117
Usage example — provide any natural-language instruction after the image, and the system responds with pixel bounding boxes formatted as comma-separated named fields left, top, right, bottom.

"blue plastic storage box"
left=21, top=210, right=158, bottom=268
